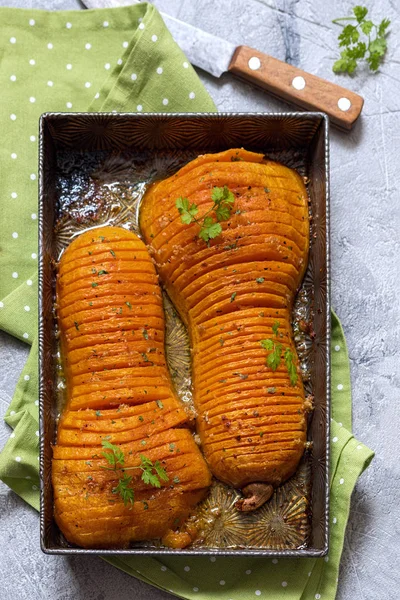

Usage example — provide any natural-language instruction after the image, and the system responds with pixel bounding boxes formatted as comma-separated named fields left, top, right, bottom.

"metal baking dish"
left=39, top=112, right=330, bottom=557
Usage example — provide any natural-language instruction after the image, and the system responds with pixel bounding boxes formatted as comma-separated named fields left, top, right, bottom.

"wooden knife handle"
left=228, top=45, right=364, bottom=130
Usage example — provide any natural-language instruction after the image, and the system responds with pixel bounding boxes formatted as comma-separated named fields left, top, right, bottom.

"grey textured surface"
left=1, top=0, right=400, bottom=598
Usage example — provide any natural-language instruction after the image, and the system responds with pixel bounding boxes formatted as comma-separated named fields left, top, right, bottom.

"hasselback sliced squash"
left=53, top=227, right=211, bottom=548
left=140, top=149, right=310, bottom=510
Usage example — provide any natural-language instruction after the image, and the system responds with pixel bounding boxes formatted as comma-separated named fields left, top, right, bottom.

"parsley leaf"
left=332, top=6, right=390, bottom=74
left=260, top=339, right=274, bottom=351
left=267, top=343, right=282, bottom=371
left=353, top=5, right=368, bottom=22
left=284, top=348, right=298, bottom=386
left=360, top=19, right=373, bottom=35
left=260, top=339, right=282, bottom=371
left=338, top=24, right=359, bottom=47
left=211, top=185, right=233, bottom=204
left=101, top=439, right=124, bottom=468
left=272, top=321, right=280, bottom=337
left=176, top=197, right=199, bottom=224
left=214, top=203, right=232, bottom=221
left=140, top=455, right=168, bottom=488
left=112, top=473, right=134, bottom=506
left=378, top=17, right=390, bottom=37
left=199, top=217, right=222, bottom=242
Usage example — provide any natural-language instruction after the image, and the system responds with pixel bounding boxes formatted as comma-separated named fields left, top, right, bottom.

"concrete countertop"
left=1, top=0, right=399, bottom=598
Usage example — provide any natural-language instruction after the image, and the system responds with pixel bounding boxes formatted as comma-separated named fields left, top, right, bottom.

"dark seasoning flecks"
left=52, top=147, right=316, bottom=550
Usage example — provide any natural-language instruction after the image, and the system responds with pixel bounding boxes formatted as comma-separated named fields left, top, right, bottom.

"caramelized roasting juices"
left=140, top=149, right=310, bottom=510
left=53, top=227, right=211, bottom=549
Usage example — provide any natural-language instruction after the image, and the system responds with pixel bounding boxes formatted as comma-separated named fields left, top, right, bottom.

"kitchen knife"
left=82, top=0, right=364, bottom=130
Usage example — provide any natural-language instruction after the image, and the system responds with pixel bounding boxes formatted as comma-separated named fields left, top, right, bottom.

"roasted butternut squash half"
left=53, top=227, right=211, bottom=548
left=140, top=149, right=309, bottom=510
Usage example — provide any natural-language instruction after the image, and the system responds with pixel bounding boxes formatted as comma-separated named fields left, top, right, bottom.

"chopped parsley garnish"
left=91, top=282, right=98, bottom=288
left=256, top=277, right=264, bottom=284
left=142, top=329, right=149, bottom=340
left=156, top=400, right=164, bottom=409
left=230, top=292, right=237, bottom=302
left=126, top=301, right=132, bottom=310
left=74, top=321, right=79, bottom=331
left=98, top=270, right=108, bottom=276
left=233, top=372, right=248, bottom=380
left=272, top=321, right=280, bottom=337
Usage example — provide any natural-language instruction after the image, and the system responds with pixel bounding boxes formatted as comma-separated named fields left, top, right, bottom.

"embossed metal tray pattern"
left=39, top=113, right=330, bottom=556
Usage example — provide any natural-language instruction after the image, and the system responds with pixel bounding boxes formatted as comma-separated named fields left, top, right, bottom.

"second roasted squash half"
left=140, top=148, right=310, bottom=510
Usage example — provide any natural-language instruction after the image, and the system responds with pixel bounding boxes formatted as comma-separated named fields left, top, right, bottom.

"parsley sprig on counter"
left=176, top=185, right=235, bottom=243
left=101, top=439, right=168, bottom=506
left=332, top=5, right=390, bottom=73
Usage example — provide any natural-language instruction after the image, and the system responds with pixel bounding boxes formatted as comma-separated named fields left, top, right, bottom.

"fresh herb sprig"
left=284, top=348, right=298, bottom=387
left=176, top=185, right=235, bottom=243
left=260, top=322, right=298, bottom=386
left=332, top=5, right=390, bottom=74
left=101, top=439, right=168, bottom=506
left=260, top=338, right=282, bottom=371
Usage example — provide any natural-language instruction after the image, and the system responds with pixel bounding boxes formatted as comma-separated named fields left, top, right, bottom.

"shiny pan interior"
left=39, top=112, right=330, bottom=556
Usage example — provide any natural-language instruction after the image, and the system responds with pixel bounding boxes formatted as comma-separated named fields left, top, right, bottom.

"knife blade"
left=82, top=0, right=364, bottom=129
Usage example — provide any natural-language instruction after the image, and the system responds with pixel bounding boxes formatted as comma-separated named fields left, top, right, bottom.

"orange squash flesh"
left=53, top=227, right=211, bottom=549
left=140, top=149, right=309, bottom=493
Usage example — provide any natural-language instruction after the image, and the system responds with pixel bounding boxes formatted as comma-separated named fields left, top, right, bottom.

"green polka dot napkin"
left=0, top=4, right=373, bottom=600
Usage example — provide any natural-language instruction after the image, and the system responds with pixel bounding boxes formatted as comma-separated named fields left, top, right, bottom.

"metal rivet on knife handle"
left=292, top=76, right=306, bottom=90
left=338, top=97, right=352, bottom=112
left=248, top=56, right=261, bottom=71
left=228, top=45, right=364, bottom=130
